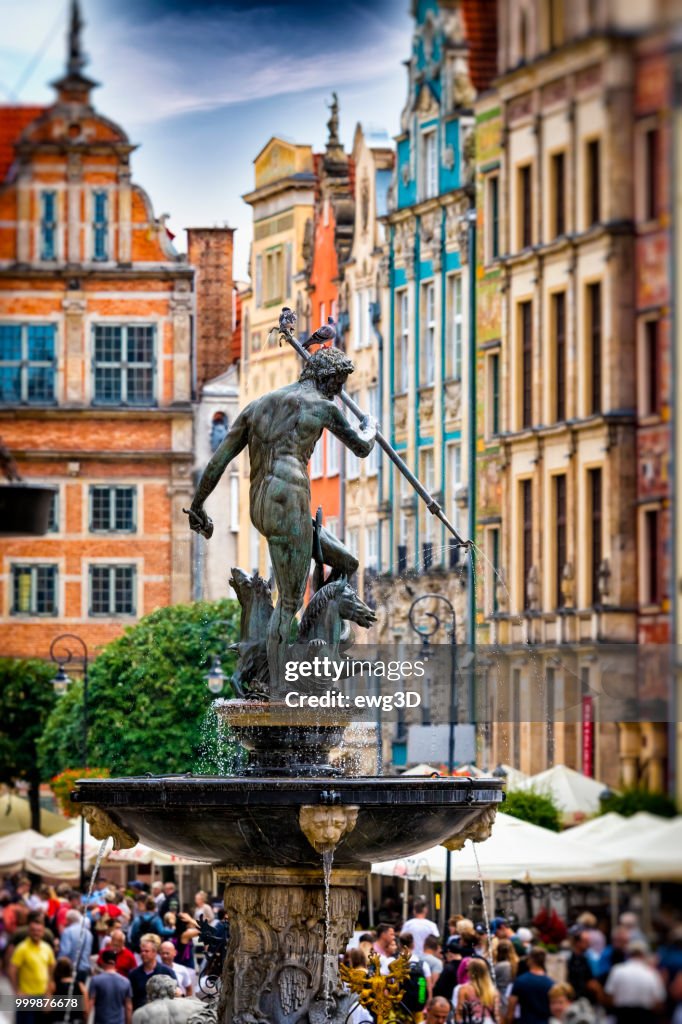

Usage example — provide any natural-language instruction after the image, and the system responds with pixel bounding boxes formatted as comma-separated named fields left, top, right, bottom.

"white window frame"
left=421, top=282, right=436, bottom=386
left=366, top=525, right=379, bottom=569
left=346, top=394, right=360, bottom=479
left=448, top=273, right=463, bottom=380
left=310, top=438, right=323, bottom=479
left=91, top=323, right=156, bottom=407
left=0, top=321, right=57, bottom=405
left=229, top=474, right=239, bottom=532
left=88, top=564, right=136, bottom=617
left=11, top=563, right=58, bottom=616
left=89, top=485, right=137, bottom=533
left=448, top=442, right=462, bottom=531
left=421, top=128, right=438, bottom=201
left=367, top=385, right=379, bottom=475
left=327, top=430, right=340, bottom=477
left=397, top=290, right=409, bottom=393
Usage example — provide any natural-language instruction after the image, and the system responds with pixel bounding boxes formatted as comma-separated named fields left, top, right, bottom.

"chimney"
left=187, top=227, right=235, bottom=390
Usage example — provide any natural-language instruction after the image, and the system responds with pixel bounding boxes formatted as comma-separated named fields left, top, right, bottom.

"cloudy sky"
left=0, top=0, right=413, bottom=276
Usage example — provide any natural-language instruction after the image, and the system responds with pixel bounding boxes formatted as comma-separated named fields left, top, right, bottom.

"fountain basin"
left=72, top=775, right=504, bottom=867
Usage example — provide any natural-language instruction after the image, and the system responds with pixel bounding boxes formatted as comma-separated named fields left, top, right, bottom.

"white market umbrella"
left=564, top=812, right=626, bottom=844
left=596, top=815, right=681, bottom=881
left=372, top=812, right=626, bottom=884
left=0, top=829, right=45, bottom=872
left=30, top=820, right=206, bottom=869
left=107, top=843, right=207, bottom=867
left=516, top=764, right=609, bottom=823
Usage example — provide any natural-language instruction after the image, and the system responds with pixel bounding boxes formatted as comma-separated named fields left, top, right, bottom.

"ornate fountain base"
left=216, top=701, right=352, bottom=777
left=217, top=866, right=364, bottom=1024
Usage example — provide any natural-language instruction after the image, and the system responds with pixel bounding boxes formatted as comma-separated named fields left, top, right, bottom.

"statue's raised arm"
left=186, top=405, right=251, bottom=539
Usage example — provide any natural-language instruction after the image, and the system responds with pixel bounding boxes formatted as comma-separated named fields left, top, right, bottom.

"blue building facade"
left=377, top=0, right=476, bottom=623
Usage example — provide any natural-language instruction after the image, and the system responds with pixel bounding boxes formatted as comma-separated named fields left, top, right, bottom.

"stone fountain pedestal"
left=76, top=750, right=504, bottom=1024
left=217, top=866, right=364, bottom=1024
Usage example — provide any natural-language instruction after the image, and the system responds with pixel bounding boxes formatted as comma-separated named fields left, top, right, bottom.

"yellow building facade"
left=237, top=138, right=316, bottom=576
left=474, top=1, right=671, bottom=788
left=341, top=125, right=394, bottom=597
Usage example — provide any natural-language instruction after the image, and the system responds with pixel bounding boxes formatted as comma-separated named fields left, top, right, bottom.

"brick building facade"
left=0, top=3, right=194, bottom=659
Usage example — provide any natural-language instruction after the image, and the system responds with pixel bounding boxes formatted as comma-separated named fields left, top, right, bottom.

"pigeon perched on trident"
left=276, top=307, right=471, bottom=548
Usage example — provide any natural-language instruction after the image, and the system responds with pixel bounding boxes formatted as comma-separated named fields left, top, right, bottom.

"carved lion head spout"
left=81, top=804, right=138, bottom=851
left=299, top=805, right=359, bottom=855
left=441, top=806, right=497, bottom=852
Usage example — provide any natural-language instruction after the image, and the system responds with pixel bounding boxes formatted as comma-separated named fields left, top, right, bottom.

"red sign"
left=582, top=696, right=594, bottom=778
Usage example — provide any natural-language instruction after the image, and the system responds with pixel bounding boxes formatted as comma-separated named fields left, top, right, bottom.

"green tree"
left=504, top=788, right=562, bottom=832
left=600, top=786, right=677, bottom=819
left=38, top=600, right=239, bottom=779
left=0, top=658, right=57, bottom=830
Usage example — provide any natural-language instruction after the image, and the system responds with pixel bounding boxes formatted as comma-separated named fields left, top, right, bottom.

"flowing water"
left=321, top=848, right=335, bottom=1009
left=63, top=837, right=110, bottom=1024
left=471, top=842, right=494, bottom=971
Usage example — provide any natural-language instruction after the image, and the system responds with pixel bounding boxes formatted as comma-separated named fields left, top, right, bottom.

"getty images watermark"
left=284, top=655, right=425, bottom=710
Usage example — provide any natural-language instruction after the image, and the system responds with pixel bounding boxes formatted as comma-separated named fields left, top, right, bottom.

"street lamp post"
left=407, top=594, right=457, bottom=924
left=203, top=619, right=236, bottom=695
left=49, top=633, right=89, bottom=890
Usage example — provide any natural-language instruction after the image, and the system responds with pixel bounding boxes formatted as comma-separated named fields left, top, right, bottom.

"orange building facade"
left=0, top=5, right=194, bottom=659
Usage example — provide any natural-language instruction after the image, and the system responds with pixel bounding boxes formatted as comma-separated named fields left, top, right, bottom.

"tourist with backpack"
left=128, top=900, right=173, bottom=955
left=398, top=931, right=432, bottom=1017
left=455, top=958, right=500, bottom=1023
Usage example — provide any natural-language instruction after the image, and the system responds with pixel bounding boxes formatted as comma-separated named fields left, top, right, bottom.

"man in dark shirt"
left=89, top=950, right=133, bottom=1024
left=432, top=936, right=462, bottom=1000
left=506, top=948, right=555, bottom=1024
left=158, top=883, right=180, bottom=920
left=567, top=929, right=599, bottom=1004
left=128, top=939, right=176, bottom=1011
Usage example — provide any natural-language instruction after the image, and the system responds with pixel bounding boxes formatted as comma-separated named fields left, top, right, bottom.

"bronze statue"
left=188, top=345, right=377, bottom=691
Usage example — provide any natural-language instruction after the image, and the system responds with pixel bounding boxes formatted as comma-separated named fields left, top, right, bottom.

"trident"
left=277, top=308, right=471, bottom=548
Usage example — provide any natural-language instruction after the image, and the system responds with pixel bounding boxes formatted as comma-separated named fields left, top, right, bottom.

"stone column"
left=118, top=167, right=132, bottom=264
left=62, top=292, right=87, bottom=404
left=170, top=282, right=193, bottom=404
left=618, top=722, right=642, bottom=788
left=67, top=153, right=82, bottom=264
left=16, top=174, right=31, bottom=263
left=216, top=866, right=364, bottom=1024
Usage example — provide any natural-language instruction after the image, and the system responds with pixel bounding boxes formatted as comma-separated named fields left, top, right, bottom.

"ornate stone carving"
left=299, top=806, right=359, bottom=854
left=419, top=211, right=438, bottom=251
left=561, top=563, right=575, bottom=609
left=360, top=174, right=370, bottom=235
left=81, top=804, right=138, bottom=850
left=452, top=57, right=475, bottom=109
left=444, top=382, right=462, bottom=421
left=218, top=874, right=362, bottom=1024
left=394, top=397, right=408, bottom=432
left=420, top=390, right=435, bottom=427
left=442, top=805, right=497, bottom=851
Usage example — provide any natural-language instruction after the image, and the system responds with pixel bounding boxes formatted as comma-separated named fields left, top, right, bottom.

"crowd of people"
left=344, top=899, right=682, bottom=1024
left=1, top=876, right=681, bottom=1024
left=0, top=876, right=227, bottom=1024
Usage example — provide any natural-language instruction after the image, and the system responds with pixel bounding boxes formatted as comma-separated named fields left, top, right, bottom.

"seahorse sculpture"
left=228, top=568, right=274, bottom=698
left=297, top=577, right=376, bottom=658
left=228, top=571, right=376, bottom=697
